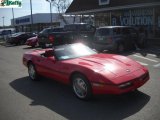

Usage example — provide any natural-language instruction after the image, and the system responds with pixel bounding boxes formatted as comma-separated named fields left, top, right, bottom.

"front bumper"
left=91, top=72, right=149, bottom=95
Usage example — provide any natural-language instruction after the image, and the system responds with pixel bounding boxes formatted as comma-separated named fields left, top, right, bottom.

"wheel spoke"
left=29, top=65, right=35, bottom=79
left=73, top=78, right=87, bottom=98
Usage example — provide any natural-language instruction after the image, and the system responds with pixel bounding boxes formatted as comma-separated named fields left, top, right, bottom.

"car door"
left=35, top=54, right=70, bottom=84
left=38, top=29, right=50, bottom=44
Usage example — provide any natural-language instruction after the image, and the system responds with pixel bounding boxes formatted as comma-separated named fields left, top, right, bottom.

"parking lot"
left=0, top=44, right=160, bottom=120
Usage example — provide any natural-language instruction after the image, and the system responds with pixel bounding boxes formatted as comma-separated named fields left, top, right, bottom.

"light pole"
left=46, top=0, right=53, bottom=26
left=2, top=16, right=5, bottom=30
left=12, top=8, right=15, bottom=28
left=30, top=0, right=33, bottom=32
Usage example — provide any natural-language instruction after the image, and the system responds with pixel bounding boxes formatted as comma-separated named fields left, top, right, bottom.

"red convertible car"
left=23, top=43, right=149, bottom=100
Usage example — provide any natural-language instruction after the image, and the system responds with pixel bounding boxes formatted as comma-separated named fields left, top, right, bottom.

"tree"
left=51, top=0, right=72, bottom=24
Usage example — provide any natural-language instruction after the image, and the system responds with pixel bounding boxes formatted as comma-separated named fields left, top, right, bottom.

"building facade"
left=66, top=0, right=160, bottom=37
left=11, top=13, right=81, bottom=32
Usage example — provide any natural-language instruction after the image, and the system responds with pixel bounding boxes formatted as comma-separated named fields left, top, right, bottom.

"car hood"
left=77, top=53, right=142, bottom=78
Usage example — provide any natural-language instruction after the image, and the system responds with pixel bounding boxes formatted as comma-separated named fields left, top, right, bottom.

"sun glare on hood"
left=104, top=63, right=117, bottom=71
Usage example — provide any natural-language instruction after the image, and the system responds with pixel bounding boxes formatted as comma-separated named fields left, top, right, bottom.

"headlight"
left=118, top=82, right=132, bottom=88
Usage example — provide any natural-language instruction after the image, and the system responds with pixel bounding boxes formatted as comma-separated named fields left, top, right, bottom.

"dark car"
left=7, top=32, right=37, bottom=45
left=63, top=23, right=96, bottom=47
left=38, top=27, right=64, bottom=48
left=93, top=26, right=147, bottom=52
left=38, top=23, right=96, bottom=48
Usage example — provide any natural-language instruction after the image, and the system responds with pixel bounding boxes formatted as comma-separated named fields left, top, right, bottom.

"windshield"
left=54, top=43, right=97, bottom=60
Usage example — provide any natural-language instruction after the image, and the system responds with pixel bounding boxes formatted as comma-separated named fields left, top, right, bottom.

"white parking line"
left=136, top=61, right=148, bottom=66
left=133, top=55, right=158, bottom=63
left=153, top=63, right=160, bottom=68
left=147, top=54, right=156, bottom=57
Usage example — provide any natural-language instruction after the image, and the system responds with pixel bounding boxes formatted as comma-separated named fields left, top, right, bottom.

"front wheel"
left=72, top=74, right=92, bottom=100
left=28, top=63, right=39, bottom=81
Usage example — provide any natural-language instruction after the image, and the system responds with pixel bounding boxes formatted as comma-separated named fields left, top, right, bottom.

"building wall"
left=11, top=13, right=81, bottom=32
left=95, top=7, right=160, bottom=37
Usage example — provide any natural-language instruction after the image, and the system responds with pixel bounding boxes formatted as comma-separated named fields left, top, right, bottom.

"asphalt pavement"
left=0, top=44, right=160, bottom=120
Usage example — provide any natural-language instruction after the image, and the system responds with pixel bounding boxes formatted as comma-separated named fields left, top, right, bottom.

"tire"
left=117, top=43, right=124, bottom=53
left=71, top=73, right=92, bottom=100
left=28, top=63, right=39, bottom=81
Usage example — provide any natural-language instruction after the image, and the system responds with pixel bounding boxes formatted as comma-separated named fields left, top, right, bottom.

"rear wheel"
left=72, top=74, right=92, bottom=100
left=28, top=63, right=39, bottom=81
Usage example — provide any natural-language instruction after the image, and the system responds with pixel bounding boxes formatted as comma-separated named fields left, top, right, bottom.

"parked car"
left=23, top=43, right=149, bottom=100
left=7, top=32, right=37, bottom=45
left=93, top=26, right=147, bottom=52
left=38, top=27, right=64, bottom=48
left=0, top=29, right=15, bottom=40
left=25, top=36, right=39, bottom=47
left=38, top=23, right=95, bottom=48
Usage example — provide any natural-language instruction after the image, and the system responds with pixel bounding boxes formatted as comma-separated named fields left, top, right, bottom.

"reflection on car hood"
left=77, top=53, right=142, bottom=77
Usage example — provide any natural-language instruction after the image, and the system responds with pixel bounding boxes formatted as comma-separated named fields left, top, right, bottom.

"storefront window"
left=111, top=8, right=153, bottom=26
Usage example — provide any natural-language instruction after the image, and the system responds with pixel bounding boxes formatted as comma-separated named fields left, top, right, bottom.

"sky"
left=0, top=0, right=72, bottom=26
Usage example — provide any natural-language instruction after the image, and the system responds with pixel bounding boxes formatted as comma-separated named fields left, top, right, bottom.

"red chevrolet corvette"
left=23, top=43, right=149, bottom=100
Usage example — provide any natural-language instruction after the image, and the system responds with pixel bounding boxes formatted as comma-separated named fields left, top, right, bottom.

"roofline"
left=66, top=2, right=160, bottom=15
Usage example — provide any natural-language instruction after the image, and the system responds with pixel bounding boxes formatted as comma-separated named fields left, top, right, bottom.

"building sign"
left=15, top=18, right=30, bottom=25
left=0, top=0, right=22, bottom=8
left=111, top=8, right=153, bottom=26
left=99, top=0, right=110, bottom=5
